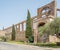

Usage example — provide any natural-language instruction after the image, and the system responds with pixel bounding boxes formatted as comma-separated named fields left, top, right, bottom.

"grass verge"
left=7, top=41, right=24, bottom=44
left=33, top=43, right=60, bottom=48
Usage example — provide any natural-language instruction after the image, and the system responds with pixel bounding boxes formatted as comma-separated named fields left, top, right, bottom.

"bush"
left=56, top=42, right=60, bottom=46
left=1, top=37, right=7, bottom=42
left=4, top=38, right=7, bottom=42
left=28, top=36, right=34, bottom=43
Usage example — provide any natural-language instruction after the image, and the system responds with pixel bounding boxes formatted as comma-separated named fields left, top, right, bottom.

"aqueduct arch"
left=3, top=0, right=60, bottom=43
left=38, top=22, right=45, bottom=42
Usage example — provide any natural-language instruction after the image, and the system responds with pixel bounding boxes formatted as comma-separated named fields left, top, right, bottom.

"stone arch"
left=37, top=22, right=46, bottom=42
left=38, top=22, right=45, bottom=27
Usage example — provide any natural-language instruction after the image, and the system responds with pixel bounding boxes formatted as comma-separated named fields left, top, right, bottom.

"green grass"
left=7, top=41, right=24, bottom=44
left=7, top=41, right=60, bottom=48
left=0, top=38, right=2, bottom=41
left=34, top=43, right=60, bottom=48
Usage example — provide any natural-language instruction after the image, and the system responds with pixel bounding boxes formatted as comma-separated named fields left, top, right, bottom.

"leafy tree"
left=38, top=17, right=60, bottom=38
left=11, top=24, right=16, bottom=40
left=38, top=23, right=50, bottom=43
left=38, top=23, right=50, bottom=36
left=25, top=10, right=34, bottom=43
left=49, top=18, right=60, bottom=36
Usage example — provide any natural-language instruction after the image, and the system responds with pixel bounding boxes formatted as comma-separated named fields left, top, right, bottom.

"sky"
left=0, top=0, right=60, bottom=30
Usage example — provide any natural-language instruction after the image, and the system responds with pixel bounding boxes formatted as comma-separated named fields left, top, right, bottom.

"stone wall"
left=15, top=31, right=25, bottom=41
left=49, top=35, right=60, bottom=43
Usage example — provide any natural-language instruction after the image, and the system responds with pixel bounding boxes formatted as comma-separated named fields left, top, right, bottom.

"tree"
left=38, top=23, right=50, bottom=43
left=11, top=24, right=16, bottom=40
left=38, top=23, right=50, bottom=36
left=38, top=17, right=60, bottom=38
left=49, top=18, right=60, bottom=36
left=25, top=10, right=34, bottom=43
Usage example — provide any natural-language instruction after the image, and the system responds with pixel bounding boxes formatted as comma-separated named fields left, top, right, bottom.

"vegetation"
left=25, top=10, right=34, bottom=43
left=49, top=18, right=60, bottom=36
left=0, top=36, right=7, bottom=42
left=38, top=17, right=60, bottom=37
left=38, top=23, right=50, bottom=36
left=34, top=43, right=60, bottom=48
left=7, top=41, right=24, bottom=44
left=38, top=17, right=60, bottom=43
left=11, top=24, right=16, bottom=40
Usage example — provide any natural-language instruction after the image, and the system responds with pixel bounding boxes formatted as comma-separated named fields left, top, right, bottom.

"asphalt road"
left=0, top=42, right=60, bottom=50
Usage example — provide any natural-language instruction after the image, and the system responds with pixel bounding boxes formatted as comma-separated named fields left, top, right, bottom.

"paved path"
left=0, top=42, right=60, bottom=50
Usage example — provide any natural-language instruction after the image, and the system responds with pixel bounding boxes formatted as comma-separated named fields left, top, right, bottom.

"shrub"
left=56, top=42, right=60, bottom=46
left=28, top=36, right=34, bottom=43
left=1, top=36, right=7, bottom=42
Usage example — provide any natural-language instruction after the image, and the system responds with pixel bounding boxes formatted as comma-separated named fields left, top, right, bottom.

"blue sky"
left=0, top=0, right=60, bottom=30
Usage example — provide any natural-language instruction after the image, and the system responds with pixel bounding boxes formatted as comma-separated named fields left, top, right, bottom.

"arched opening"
left=41, top=7, right=52, bottom=18
left=37, top=22, right=45, bottom=42
left=38, top=22, right=45, bottom=27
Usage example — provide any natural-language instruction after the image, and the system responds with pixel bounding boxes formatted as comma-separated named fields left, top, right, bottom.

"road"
left=0, top=42, right=60, bottom=50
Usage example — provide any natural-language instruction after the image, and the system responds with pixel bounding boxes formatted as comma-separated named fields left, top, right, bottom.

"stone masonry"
left=3, top=0, right=60, bottom=43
